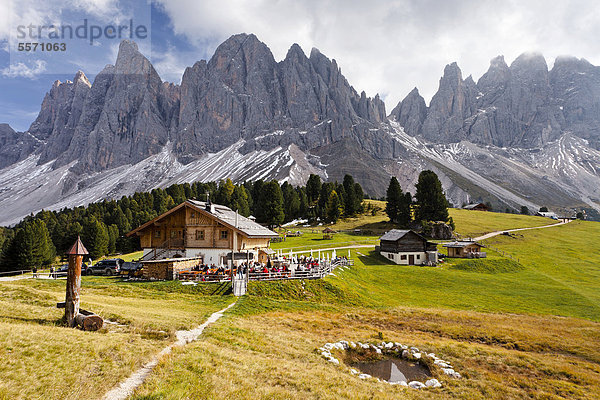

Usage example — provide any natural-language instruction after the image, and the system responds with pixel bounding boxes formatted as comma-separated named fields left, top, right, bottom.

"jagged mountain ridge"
left=390, top=53, right=600, bottom=150
left=1, top=35, right=600, bottom=225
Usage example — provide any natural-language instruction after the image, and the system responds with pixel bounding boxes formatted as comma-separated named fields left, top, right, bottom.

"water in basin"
left=352, top=358, right=432, bottom=383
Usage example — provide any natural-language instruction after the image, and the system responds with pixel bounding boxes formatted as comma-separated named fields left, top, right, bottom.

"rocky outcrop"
left=391, top=53, right=600, bottom=150
left=29, top=71, right=91, bottom=164
left=0, top=124, right=40, bottom=168
left=55, top=40, right=178, bottom=173
left=549, top=56, right=600, bottom=149
left=389, top=87, right=427, bottom=136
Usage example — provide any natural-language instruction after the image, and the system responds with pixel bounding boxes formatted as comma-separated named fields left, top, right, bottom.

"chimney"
left=205, top=194, right=214, bottom=213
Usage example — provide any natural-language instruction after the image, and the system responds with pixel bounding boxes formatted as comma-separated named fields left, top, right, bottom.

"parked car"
left=88, top=259, right=124, bottom=276
left=53, top=263, right=89, bottom=277
left=119, top=261, right=143, bottom=277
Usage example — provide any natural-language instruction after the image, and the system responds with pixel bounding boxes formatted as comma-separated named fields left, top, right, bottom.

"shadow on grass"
left=1, top=314, right=65, bottom=326
left=357, top=250, right=396, bottom=266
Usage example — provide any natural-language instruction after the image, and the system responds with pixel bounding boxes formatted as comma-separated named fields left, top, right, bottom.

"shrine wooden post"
left=65, top=236, right=88, bottom=327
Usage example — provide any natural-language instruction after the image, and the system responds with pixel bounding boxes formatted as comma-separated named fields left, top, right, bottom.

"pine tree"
left=230, top=185, right=250, bottom=217
left=385, top=177, right=403, bottom=223
left=281, top=182, right=300, bottom=222
left=343, top=175, right=357, bottom=216
left=318, top=182, right=334, bottom=220
left=414, top=170, right=449, bottom=222
left=259, top=181, right=285, bottom=228
left=326, top=190, right=342, bottom=222
left=353, top=182, right=364, bottom=213
left=297, top=188, right=308, bottom=219
left=107, top=224, right=119, bottom=254
left=216, top=179, right=235, bottom=207
left=82, top=217, right=109, bottom=259
left=398, top=192, right=413, bottom=226
left=306, top=174, right=322, bottom=204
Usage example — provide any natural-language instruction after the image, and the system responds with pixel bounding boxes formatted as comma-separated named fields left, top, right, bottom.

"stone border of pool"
left=317, top=340, right=461, bottom=389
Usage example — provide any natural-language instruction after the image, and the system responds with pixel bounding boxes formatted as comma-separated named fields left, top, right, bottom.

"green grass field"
left=1, top=208, right=599, bottom=399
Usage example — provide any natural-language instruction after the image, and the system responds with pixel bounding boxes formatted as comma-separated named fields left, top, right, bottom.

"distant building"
left=127, top=199, right=279, bottom=265
left=442, top=241, right=486, bottom=258
left=536, top=211, right=558, bottom=220
left=379, top=229, right=438, bottom=265
left=463, top=203, right=489, bottom=211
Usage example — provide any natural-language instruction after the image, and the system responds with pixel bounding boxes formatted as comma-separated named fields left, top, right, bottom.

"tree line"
left=0, top=174, right=363, bottom=271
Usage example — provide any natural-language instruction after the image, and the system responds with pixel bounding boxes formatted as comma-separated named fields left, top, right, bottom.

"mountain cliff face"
left=1, top=35, right=600, bottom=225
left=392, top=53, right=600, bottom=150
left=0, top=124, right=40, bottom=168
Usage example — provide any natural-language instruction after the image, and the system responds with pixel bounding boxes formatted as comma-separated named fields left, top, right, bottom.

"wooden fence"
left=175, top=258, right=354, bottom=283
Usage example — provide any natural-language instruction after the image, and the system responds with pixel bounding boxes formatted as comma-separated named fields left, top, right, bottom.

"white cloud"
left=69, top=0, right=125, bottom=20
left=152, top=45, right=190, bottom=84
left=2, top=60, right=47, bottom=78
left=155, top=0, right=600, bottom=110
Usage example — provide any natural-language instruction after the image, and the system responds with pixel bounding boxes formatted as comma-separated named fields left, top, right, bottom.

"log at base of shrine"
left=74, top=313, right=104, bottom=331
left=57, top=302, right=103, bottom=331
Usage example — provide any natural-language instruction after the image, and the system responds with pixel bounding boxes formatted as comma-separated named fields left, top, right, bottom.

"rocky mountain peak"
left=284, top=43, right=308, bottom=63
left=510, top=52, right=548, bottom=80
left=489, top=55, right=509, bottom=70
left=114, top=39, right=156, bottom=75
left=389, top=87, right=427, bottom=136
left=73, top=70, right=91, bottom=87
left=440, top=62, right=463, bottom=85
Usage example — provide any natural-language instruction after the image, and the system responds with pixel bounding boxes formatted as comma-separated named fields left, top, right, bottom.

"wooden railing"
left=175, top=258, right=354, bottom=283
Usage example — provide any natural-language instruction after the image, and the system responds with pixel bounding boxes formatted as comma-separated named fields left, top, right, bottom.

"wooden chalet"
left=442, top=241, right=486, bottom=258
left=127, top=200, right=279, bottom=265
left=379, top=229, right=438, bottom=265
left=463, top=203, right=489, bottom=211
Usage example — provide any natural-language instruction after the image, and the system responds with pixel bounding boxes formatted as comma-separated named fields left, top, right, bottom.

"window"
left=400, top=255, right=407, bottom=260
left=416, top=255, right=420, bottom=260
left=220, top=230, right=228, bottom=240
left=154, top=230, right=161, bottom=238
left=195, top=230, right=205, bottom=240
left=388, top=254, right=393, bottom=260
left=170, top=230, right=177, bottom=239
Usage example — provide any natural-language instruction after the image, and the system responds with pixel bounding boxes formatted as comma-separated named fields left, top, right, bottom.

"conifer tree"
left=414, top=170, right=449, bottom=222
left=306, top=174, right=322, bottom=204
left=326, top=190, right=342, bottom=222
left=259, top=181, right=285, bottom=228
left=385, top=177, right=403, bottom=223
left=82, top=217, right=109, bottom=259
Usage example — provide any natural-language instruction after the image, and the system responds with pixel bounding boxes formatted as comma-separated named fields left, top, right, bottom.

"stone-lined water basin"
left=318, top=340, right=462, bottom=389
left=352, top=358, right=431, bottom=384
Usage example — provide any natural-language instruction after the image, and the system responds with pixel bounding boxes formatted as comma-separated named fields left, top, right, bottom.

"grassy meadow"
left=1, top=208, right=599, bottom=399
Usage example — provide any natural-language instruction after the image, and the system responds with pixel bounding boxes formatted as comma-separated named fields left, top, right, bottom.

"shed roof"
left=463, top=203, right=488, bottom=210
left=442, top=241, right=483, bottom=248
left=380, top=229, right=420, bottom=242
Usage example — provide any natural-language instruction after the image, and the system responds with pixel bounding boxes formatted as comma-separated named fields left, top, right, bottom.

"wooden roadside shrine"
left=60, top=237, right=103, bottom=331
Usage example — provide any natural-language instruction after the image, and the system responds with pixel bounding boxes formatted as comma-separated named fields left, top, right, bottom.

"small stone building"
left=442, top=241, right=486, bottom=258
left=379, top=230, right=438, bottom=265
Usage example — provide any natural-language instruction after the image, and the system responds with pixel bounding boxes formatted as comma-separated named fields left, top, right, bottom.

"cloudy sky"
left=1, top=0, right=600, bottom=131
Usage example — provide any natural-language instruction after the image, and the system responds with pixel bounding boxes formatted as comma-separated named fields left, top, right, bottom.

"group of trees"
left=385, top=170, right=450, bottom=226
left=212, top=174, right=364, bottom=228
left=0, top=174, right=364, bottom=271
